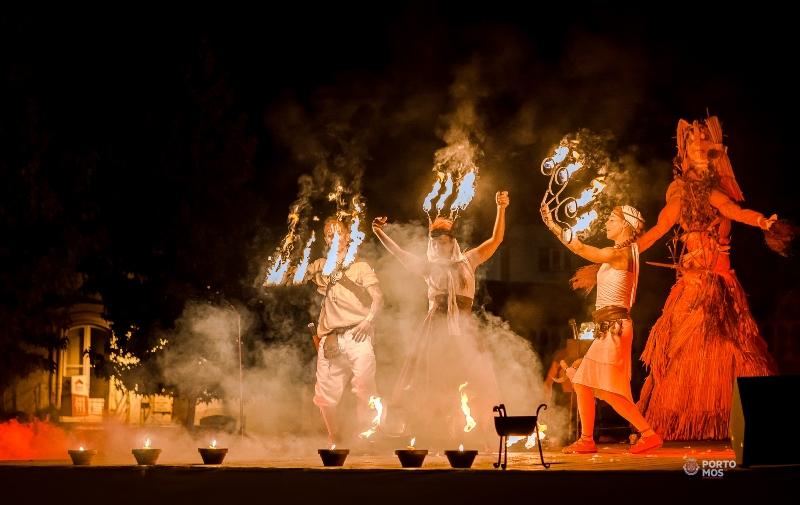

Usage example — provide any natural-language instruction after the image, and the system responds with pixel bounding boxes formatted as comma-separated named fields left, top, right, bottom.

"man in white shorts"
left=304, top=217, right=383, bottom=445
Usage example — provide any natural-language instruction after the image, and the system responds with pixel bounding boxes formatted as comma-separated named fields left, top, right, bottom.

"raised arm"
left=539, top=202, right=626, bottom=266
left=636, top=181, right=682, bottom=253
left=371, top=217, right=429, bottom=277
left=466, top=191, right=509, bottom=268
left=709, top=189, right=776, bottom=230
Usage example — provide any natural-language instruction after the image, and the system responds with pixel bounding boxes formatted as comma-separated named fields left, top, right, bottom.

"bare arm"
left=636, top=181, right=682, bottom=253
left=352, top=284, right=384, bottom=342
left=539, top=202, right=626, bottom=266
left=466, top=191, right=509, bottom=268
left=709, top=189, right=777, bottom=230
left=371, top=217, right=429, bottom=277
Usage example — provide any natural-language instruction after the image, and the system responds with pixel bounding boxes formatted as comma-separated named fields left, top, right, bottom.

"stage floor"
left=2, top=442, right=798, bottom=504
left=0, top=441, right=735, bottom=470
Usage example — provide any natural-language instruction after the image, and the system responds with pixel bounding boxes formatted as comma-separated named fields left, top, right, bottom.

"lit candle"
left=407, top=437, right=416, bottom=450
left=459, top=443, right=464, bottom=452
left=144, top=438, right=151, bottom=449
left=210, top=439, right=217, bottom=449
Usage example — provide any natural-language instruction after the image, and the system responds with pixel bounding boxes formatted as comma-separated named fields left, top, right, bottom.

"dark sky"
left=2, top=7, right=798, bottom=323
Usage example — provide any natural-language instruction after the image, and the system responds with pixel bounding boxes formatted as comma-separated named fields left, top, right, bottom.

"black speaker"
left=730, top=375, right=800, bottom=467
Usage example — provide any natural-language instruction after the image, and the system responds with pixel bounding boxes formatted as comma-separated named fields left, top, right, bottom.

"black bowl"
left=318, top=449, right=349, bottom=467
left=444, top=450, right=478, bottom=468
left=494, top=416, right=538, bottom=436
left=395, top=449, right=428, bottom=468
left=198, top=448, right=228, bottom=464
left=132, top=448, right=161, bottom=465
left=68, top=449, right=97, bottom=466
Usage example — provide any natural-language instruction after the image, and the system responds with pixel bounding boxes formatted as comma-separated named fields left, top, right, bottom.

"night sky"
left=2, top=7, right=799, bottom=385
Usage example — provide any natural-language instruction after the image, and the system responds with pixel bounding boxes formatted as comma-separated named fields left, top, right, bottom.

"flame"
left=435, top=173, right=454, bottom=212
left=459, top=443, right=464, bottom=452
left=571, top=209, right=598, bottom=234
left=449, top=171, right=477, bottom=213
left=342, top=216, right=365, bottom=268
left=292, top=232, right=316, bottom=284
left=553, top=146, right=569, bottom=164
left=210, top=439, right=217, bottom=449
left=458, top=382, right=477, bottom=433
left=525, top=424, right=547, bottom=449
left=575, top=178, right=606, bottom=208
left=328, top=183, right=345, bottom=204
left=144, top=438, right=151, bottom=449
left=331, top=444, right=336, bottom=450
left=557, top=162, right=583, bottom=184
left=409, top=437, right=416, bottom=448
left=506, top=424, right=547, bottom=449
left=265, top=255, right=291, bottom=285
left=423, top=175, right=444, bottom=213
left=79, top=446, right=85, bottom=452
left=359, top=396, right=384, bottom=439
left=264, top=205, right=303, bottom=286
left=321, top=228, right=341, bottom=275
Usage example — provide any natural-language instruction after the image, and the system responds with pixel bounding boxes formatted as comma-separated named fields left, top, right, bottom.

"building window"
left=538, top=247, right=567, bottom=272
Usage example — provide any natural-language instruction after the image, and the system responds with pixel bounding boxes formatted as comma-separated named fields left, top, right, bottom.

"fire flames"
left=423, top=139, right=480, bottom=220
left=359, top=395, right=384, bottom=439
left=506, top=424, right=547, bottom=449
left=540, top=140, right=607, bottom=241
left=458, top=382, right=477, bottom=433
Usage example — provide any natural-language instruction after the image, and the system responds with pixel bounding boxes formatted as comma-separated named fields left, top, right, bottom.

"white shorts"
left=313, top=328, right=377, bottom=408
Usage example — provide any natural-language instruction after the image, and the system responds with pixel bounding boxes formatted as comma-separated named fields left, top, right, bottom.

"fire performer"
left=636, top=116, right=786, bottom=440
left=541, top=204, right=663, bottom=454
left=371, top=191, right=509, bottom=449
left=300, top=217, right=384, bottom=445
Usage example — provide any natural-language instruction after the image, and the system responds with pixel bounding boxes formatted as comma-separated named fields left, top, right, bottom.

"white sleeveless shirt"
left=595, top=244, right=640, bottom=310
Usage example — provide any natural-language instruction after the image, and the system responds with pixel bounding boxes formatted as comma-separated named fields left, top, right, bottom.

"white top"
left=595, top=244, right=640, bottom=310
left=308, top=259, right=379, bottom=336
left=595, top=264, right=634, bottom=309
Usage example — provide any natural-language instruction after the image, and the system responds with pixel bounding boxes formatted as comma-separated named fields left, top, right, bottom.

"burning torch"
left=540, top=142, right=606, bottom=243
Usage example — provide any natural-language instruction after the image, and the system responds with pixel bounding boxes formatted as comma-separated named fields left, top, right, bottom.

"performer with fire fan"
left=541, top=203, right=663, bottom=454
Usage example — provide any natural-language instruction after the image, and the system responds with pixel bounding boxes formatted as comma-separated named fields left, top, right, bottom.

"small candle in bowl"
left=132, top=437, right=162, bottom=465
left=445, top=443, right=478, bottom=468
left=318, top=444, right=349, bottom=467
left=198, top=439, right=228, bottom=464
left=68, top=446, right=97, bottom=466
left=395, top=437, right=428, bottom=468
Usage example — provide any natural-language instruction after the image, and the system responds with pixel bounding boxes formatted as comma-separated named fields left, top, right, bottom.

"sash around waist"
left=431, top=294, right=474, bottom=313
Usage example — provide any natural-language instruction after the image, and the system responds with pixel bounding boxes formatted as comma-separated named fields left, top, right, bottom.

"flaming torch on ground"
left=422, top=139, right=479, bottom=220
left=358, top=395, right=384, bottom=439
left=539, top=139, right=607, bottom=243
left=458, top=382, right=478, bottom=433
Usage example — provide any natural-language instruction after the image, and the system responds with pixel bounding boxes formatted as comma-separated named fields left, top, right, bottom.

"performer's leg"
left=313, top=335, right=348, bottom=444
left=602, top=391, right=663, bottom=453
left=574, top=383, right=596, bottom=439
left=602, top=391, right=651, bottom=432
left=344, top=329, right=377, bottom=431
left=563, top=383, right=598, bottom=453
